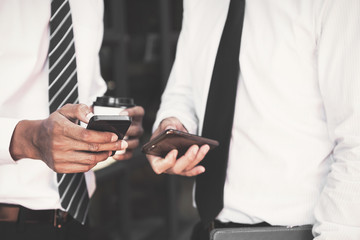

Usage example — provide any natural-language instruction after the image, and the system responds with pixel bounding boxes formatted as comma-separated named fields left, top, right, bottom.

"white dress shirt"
left=154, top=0, right=360, bottom=238
left=0, top=0, right=107, bottom=210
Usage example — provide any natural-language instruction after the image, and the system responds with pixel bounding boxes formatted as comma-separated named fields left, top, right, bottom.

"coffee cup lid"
left=94, top=96, right=135, bottom=108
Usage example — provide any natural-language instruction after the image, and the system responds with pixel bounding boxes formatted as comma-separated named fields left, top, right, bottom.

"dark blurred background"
left=88, top=1, right=199, bottom=240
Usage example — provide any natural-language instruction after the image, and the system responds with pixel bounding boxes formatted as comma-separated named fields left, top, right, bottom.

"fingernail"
left=86, top=112, right=94, bottom=122
left=204, top=145, right=210, bottom=152
left=111, top=134, right=118, bottom=142
left=172, top=150, right=178, bottom=159
left=121, top=140, right=128, bottom=149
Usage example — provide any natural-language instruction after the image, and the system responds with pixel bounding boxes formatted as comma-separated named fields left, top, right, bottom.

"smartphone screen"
left=86, top=115, right=131, bottom=140
left=142, top=129, right=219, bottom=158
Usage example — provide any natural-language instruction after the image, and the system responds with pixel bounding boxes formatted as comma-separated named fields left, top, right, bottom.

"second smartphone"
left=142, top=129, right=219, bottom=158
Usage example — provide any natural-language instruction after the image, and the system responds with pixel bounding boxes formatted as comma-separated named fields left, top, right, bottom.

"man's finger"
left=112, top=151, right=133, bottom=161
left=182, top=166, right=206, bottom=177
left=124, top=106, right=145, bottom=122
left=171, top=145, right=199, bottom=174
left=53, top=149, right=111, bottom=165
left=54, top=162, right=97, bottom=173
left=63, top=138, right=127, bottom=153
left=126, top=124, right=144, bottom=138
left=61, top=124, right=118, bottom=143
left=126, top=138, right=139, bottom=150
left=52, top=150, right=114, bottom=173
left=184, top=144, right=210, bottom=171
left=147, top=149, right=178, bottom=175
left=58, top=103, right=92, bottom=124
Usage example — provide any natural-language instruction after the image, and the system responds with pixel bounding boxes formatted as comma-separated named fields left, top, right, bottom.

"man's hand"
left=146, top=117, right=210, bottom=177
left=9, top=104, right=128, bottom=173
left=112, top=106, right=145, bottom=161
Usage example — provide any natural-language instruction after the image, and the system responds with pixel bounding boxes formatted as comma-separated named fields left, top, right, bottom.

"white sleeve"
left=88, top=0, right=107, bottom=105
left=314, top=0, right=360, bottom=238
left=0, top=118, right=20, bottom=165
left=153, top=0, right=199, bottom=134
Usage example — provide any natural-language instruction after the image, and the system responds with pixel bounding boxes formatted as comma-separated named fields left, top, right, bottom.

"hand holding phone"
left=144, top=117, right=212, bottom=176
left=142, top=129, right=219, bottom=158
left=87, top=115, right=132, bottom=156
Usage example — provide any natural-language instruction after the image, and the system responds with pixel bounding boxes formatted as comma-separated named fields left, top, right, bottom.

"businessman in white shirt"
left=147, top=0, right=360, bottom=239
left=0, top=1, right=144, bottom=239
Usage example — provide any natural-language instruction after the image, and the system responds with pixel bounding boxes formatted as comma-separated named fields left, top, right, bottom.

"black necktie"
left=48, top=0, right=89, bottom=224
left=195, top=0, right=246, bottom=226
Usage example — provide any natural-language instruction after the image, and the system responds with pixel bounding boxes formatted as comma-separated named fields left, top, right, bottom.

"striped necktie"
left=48, top=0, right=89, bottom=224
left=195, top=0, right=246, bottom=227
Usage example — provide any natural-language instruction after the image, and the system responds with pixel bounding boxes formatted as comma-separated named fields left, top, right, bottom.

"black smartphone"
left=142, top=129, right=219, bottom=158
left=86, top=115, right=132, bottom=140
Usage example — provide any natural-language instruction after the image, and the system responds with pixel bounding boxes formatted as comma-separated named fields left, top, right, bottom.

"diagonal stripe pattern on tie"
left=48, top=0, right=89, bottom=225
